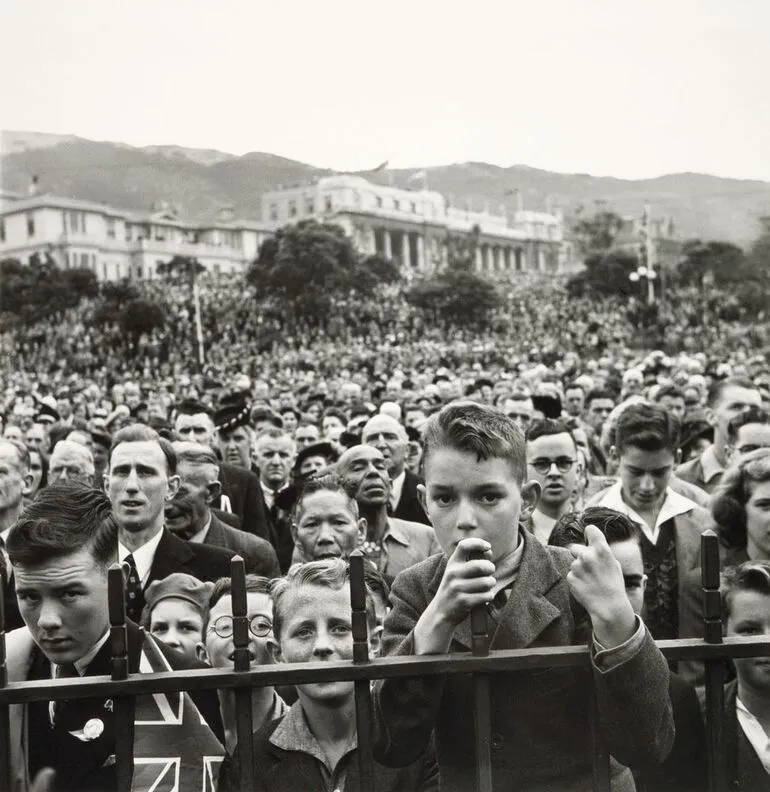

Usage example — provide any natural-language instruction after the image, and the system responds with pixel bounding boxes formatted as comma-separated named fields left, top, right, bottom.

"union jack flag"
left=131, top=637, right=225, bottom=792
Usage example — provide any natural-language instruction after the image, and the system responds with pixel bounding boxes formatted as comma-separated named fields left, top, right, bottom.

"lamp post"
left=629, top=265, right=657, bottom=305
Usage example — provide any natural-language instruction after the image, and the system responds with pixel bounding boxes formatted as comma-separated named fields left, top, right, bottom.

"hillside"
left=2, top=130, right=769, bottom=245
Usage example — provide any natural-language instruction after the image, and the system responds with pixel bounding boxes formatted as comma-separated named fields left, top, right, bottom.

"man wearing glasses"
left=524, top=419, right=579, bottom=544
left=725, top=407, right=770, bottom=463
left=199, top=575, right=287, bottom=759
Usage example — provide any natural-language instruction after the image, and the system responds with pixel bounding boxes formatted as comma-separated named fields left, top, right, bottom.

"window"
left=154, top=226, right=166, bottom=241
left=26, top=213, right=35, bottom=238
left=324, top=196, right=333, bottom=212
left=0, top=218, right=4, bottom=243
left=125, top=225, right=133, bottom=242
left=288, top=200, right=297, bottom=218
left=269, top=204, right=278, bottom=222
left=102, top=262, right=108, bottom=279
left=306, top=198, right=315, bottom=214
left=393, top=200, right=400, bottom=211
left=376, top=196, right=383, bottom=209
left=411, top=202, right=416, bottom=213
left=81, top=252, right=89, bottom=268
left=106, top=218, right=116, bottom=239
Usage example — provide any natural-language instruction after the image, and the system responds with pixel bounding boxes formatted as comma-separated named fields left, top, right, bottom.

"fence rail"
left=0, top=531, right=766, bottom=792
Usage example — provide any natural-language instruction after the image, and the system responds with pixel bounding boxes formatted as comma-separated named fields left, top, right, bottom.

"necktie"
left=50, top=662, right=79, bottom=725
left=124, top=553, right=145, bottom=623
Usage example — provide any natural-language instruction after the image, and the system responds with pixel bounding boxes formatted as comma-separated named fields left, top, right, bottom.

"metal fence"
left=1, top=530, right=768, bottom=792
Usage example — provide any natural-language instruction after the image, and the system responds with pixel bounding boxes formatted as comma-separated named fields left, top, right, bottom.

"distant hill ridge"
left=2, top=130, right=769, bottom=245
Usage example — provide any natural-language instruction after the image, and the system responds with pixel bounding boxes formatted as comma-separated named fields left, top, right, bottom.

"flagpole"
left=645, top=203, right=655, bottom=306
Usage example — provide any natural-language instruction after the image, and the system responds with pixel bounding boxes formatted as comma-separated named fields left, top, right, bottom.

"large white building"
left=0, top=191, right=273, bottom=281
left=0, top=174, right=579, bottom=281
left=261, top=175, right=576, bottom=275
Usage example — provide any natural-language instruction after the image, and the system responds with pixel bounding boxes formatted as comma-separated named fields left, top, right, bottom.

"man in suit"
left=5, top=481, right=223, bottom=792
left=711, top=561, right=770, bottom=789
left=676, top=378, right=762, bottom=494
left=106, top=425, right=236, bottom=623
left=372, top=402, right=674, bottom=792
left=253, top=428, right=297, bottom=572
left=173, top=399, right=271, bottom=541
left=361, top=414, right=429, bottom=525
left=0, top=438, right=32, bottom=631
left=167, top=441, right=280, bottom=578
left=335, top=445, right=440, bottom=585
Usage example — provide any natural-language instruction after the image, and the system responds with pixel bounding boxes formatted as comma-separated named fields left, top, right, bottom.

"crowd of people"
left=2, top=269, right=770, bottom=791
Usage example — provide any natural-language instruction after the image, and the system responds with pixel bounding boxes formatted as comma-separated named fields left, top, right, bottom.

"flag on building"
left=131, top=636, right=225, bottom=792
left=372, top=160, right=389, bottom=172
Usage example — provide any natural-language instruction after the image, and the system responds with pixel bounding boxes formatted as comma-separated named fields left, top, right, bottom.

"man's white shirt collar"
left=531, top=510, right=558, bottom=545
left=118, top=528, right=164, bottom=588
left=390, top=470, right=406, bottom=510
left=737, top=696, right=770, bottom=776
left=597, top=481, right=696, bottom=544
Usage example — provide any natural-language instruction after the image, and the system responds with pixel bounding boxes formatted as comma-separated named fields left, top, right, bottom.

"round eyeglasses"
left=208, top=615, right=273, bottom=639
left=529, top=457, right=576, bottom=475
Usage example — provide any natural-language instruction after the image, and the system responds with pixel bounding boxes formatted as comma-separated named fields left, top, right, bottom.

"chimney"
left=28, top=175, right=39, bottom=196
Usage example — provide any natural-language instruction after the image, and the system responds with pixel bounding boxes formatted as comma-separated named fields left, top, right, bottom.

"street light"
left=629, top=266, right=657, bottom=305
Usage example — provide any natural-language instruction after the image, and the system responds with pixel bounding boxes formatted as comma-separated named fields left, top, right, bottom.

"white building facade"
left=0, top=193, right=273, bottom=281
left=261, top=175, right=575, bottom=275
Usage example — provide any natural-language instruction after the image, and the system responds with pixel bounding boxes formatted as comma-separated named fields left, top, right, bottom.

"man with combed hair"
left=362, top=414, right=429, bottom=525
left=677, top=377, right=762, bottom=494
left=5, top=481, right=224, bottom=792
left=372, top=401, right=673, bottom=792
left=49, top=439, right=95, bottom=487
left=106, top=424, right=236, bottom=623
left=167, top=441, right=280, bottom=578
left=336, top=445, right=440, bottom=584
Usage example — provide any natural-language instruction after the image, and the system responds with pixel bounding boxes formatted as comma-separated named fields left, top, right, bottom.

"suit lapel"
left=148, top=529, right=196, bottom=584
left=452, top=531, right=562, bottom=651
left=205, top=514, right=226, bottom=548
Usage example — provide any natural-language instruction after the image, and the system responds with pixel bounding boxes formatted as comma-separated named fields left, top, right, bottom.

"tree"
left=247, top=220, right=402, bottom=326
left=566, top=249, right=640, bottom=298
left=406, top=268, right=502, bottom=329
left=572, top=210, right=625, bottom=256
left=119, top=298, right=166, bottom=353
left=676, top=240, right=747, bottom=286
left=157, top=255, right=206, bottom=284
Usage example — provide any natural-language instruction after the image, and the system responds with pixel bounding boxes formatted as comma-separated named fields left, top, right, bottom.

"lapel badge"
left=68, top=717, right=104, bottom=742
left=104, top=699, right=113, bottom=712
left=83, top=718, right=105, bottom=740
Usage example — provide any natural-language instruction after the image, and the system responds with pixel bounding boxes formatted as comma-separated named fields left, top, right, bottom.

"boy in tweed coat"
left=372, top=402, right=675, bottom=792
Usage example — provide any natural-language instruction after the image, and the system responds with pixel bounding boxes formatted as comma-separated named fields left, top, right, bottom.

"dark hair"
left=28, top=448, right=49, bottom=490
left=654, top=384, right=685, bottom=402
left=251, top=406, right=283, bottom=429
left=585, top=389, right=615, bottom=408
left=711, top=448, right=770, bottom=549
left=293, top=472, right=359, bottom=523
left=526, top=418, right=575, bottom=446
left=707, top=377, right=758, bottom=408
left=280, top=407, right=302, bottom=422
left=614, top=403, right=680, bottom=454
left=203, top=574, right=272, bottom=632
left=7, top=481, right=117, bottom=568
left=564, top=382, right=585, bottom=396
left=110, top=424, right=177, bottom=474
left=549, top=507, right=641, bottom=549
left=363, top=562, right=390, bottom=609
left=322, top=406, right=349, bottom=425
left=721, top=561, right=770, bottom=622
left=174, top=399, right=214, bottom=418
left=727, top=406, right=770, bottom=444
left=421, top=401, right=527, bottom=483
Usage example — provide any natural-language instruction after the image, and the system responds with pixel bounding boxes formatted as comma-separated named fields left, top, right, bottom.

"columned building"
left=261, top=175, right=567, bottom=276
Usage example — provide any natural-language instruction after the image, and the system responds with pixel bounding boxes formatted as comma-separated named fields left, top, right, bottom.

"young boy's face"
left=615, top=445, right=676, bottom=513
left=272, top=583, right=379, bottom=703
left=149, top=598, right=204, bottom=661
left=422, top=447, right=537, bottom=563
left=204, top=592, right=274, bottom=668
left=727, top=589, right=770, bottom=693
